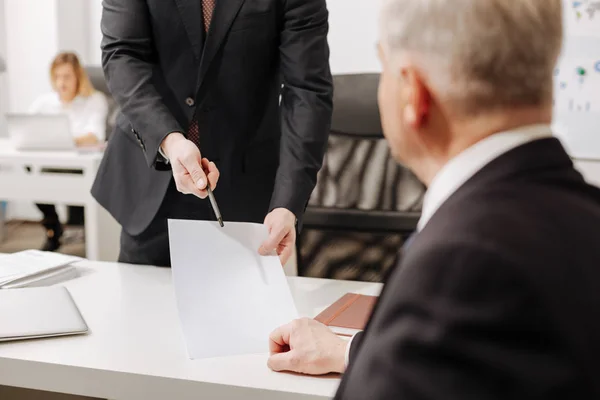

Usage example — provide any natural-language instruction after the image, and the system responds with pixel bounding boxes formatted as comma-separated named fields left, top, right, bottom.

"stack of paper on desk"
left=168, top=219, right=298, bottom=359
left=0, top=250, right=81, bottom=289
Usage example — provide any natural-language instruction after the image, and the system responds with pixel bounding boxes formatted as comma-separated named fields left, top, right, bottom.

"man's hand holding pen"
left=161, top=132, right=296, bottom=265
left=161, top=132, right=220, bottom=199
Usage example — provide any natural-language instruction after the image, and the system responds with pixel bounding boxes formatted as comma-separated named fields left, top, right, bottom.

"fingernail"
left=197, top=179, right=205, bottom=189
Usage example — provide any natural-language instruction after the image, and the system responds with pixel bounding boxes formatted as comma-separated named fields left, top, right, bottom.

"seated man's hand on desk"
left=268, top=318, right=348, bottom=375
left=161, top=132, right=220, bottom=200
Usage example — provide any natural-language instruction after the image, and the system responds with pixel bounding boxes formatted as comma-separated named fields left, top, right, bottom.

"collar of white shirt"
left=417, top=124, right=553, bottom=232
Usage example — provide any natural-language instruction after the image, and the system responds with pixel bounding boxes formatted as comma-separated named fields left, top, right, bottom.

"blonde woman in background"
left=29, top=52, right=109, bottom=251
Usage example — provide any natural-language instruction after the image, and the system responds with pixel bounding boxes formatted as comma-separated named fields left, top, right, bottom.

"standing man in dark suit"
left=92, top=0, right=333, bottom=266
left=266, top=0, right=600, bottom=398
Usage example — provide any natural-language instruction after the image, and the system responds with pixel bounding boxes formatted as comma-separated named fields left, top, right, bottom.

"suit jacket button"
left=185, top=97, right=195, bottom=107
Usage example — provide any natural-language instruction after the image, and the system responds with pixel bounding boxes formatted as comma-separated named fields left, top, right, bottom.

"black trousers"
left=118, top=181, right=212, bottom=267
left=37, top=204, right=85, bottom=226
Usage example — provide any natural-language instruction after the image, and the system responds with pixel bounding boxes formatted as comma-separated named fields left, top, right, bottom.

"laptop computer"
left=7, top=114, right=77, bottom=151
left=0, top=286, right=88, bottom=342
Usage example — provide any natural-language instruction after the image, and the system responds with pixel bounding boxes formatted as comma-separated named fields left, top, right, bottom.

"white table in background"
left=0, top=261, right=382, bottom=399
left=0, top=139, right=120, bottom=261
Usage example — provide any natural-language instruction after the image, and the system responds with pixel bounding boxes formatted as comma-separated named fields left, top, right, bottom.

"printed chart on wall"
left=553, top=0, right=600, bottom=159
left=565, top=0, right=600, bottom=37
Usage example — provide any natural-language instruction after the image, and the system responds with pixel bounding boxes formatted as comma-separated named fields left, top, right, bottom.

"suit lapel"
left=174, top=0, right=204, bottom=60
left=196, top=0, right=246, bottom=91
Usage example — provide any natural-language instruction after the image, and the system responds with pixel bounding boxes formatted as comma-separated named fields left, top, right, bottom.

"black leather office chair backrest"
left=331, top=73, right=383, bottom=139
left=86, top=66, right=118, bottom=140
left=309, top=73, right=424, bottom=212
left=300, top=74, right=423, bottom=280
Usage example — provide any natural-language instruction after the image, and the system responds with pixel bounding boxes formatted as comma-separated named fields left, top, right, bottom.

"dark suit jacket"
left=92, top=0, right=333, bottom=235
left=336, top=138, right=600, bottom=399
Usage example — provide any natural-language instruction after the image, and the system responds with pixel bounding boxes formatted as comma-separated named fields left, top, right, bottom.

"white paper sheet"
left=0, top=250, right=81, bottom=286
left=168, top=219, right=299, bottom=359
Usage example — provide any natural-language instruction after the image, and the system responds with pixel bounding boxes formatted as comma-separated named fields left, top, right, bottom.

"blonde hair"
left=50, top=52, right=96, bottom=97
left=379, top=0, right=563, bottom=115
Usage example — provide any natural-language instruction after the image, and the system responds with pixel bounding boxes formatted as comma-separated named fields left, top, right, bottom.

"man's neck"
left=414, top=107, right=552, bottom=186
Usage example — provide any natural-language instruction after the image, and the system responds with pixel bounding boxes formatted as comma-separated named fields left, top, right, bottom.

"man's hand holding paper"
left=259, top=208, right=297, bottom=266
left=169, top=220, right=298, bottom=360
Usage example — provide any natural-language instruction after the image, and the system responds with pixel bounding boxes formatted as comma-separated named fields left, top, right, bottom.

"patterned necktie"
left=202, top=0, right=216, bottom=33
left=188, top=0, right=216, bottom=145
left=188, top=118, right=200, bottom=145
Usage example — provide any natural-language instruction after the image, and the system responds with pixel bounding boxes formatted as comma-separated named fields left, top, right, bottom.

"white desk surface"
left=0, top=261, right=382, bottom=400
left=0, top=138, right=103, bottom=163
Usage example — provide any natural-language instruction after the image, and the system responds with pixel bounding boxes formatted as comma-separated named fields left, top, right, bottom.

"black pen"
left=206, top=184, right=224, bottom=227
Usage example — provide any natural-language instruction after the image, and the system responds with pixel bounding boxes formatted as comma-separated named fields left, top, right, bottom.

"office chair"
left=297, top=73, right=425, bottom=280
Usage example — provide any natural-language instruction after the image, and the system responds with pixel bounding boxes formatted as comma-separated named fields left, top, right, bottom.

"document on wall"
left=551, top=0, right=600, bottom=159
left=168, top=219, right=298, bottom=360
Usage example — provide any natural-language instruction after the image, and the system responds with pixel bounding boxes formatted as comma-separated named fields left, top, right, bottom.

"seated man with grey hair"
left=267, top=0, right=600, bottom=398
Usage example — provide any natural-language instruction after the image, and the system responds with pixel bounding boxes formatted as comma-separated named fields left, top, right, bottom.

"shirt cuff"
left=158, top=146, right=170, bottom=164
left=344, top=332, right=360, bottom=368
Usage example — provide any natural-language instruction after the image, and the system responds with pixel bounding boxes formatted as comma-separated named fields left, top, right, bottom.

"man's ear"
left=403, top=68, right=431, bottom=129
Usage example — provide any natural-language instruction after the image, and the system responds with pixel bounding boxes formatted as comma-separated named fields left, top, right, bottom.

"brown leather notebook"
left=314, top=293, right=378, bottom=336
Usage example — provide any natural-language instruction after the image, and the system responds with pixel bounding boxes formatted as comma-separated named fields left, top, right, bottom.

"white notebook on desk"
left=0, top=286, right=88, bottom=342
left=0, top=250, right=81, bottom=289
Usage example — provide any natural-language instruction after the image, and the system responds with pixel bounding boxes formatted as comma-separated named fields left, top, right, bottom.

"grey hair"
left=378, top=0, right=563, bottom=114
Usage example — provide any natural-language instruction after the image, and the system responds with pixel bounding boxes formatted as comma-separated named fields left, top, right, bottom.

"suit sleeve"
left=272, top=0, right=333, bottom=225
left=101, top=0, right=183, bottom=168
left=337, top=242, right=552, bottom=400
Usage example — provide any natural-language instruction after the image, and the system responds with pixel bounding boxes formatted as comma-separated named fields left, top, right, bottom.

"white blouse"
left=29, top=91, right=109, bottom=141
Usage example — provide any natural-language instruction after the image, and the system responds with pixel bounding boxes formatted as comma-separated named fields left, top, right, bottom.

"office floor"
left=0, top=221, right=85, bottom=257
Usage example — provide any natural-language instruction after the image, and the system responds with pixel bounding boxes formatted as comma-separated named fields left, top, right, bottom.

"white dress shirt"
left=29, top=92, right=109, bottom=141
left=417, top=124, right=553, bottom=231
left=343, top=124, right=553, bottom=369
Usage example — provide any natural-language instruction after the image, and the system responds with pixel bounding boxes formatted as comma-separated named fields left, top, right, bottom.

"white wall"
left=89, top=0, right=102, bottom=66
left=57, top=0, right=91, bottom=64
left=0, top=0, right=9, bottom=137
left=5, top=0, right=58, bottom=113
left=326, top=0, right=380, bottom=74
